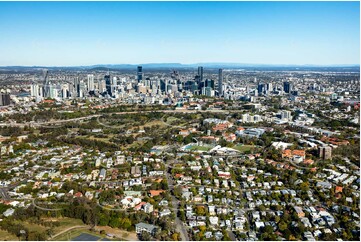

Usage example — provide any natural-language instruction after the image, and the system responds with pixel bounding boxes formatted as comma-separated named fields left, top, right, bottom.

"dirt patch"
left=94, top=226, right=138, bottom=241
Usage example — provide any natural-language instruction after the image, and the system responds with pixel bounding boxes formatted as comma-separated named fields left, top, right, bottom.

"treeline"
left=333, top=143, right=360, bottom=164
left=100, top=104, right=169, bottom=113
left=6, top=109, right=91, bottom=123
left=5, top=197, right=177, bottom=240
left=58, top=136, right=119, bottom=152
left=0, top=126, right=23, bottom=137
left=0, top=219, right=46, bottom=241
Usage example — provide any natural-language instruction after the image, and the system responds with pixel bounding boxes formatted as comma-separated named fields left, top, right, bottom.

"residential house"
left=135, top=223, right=158, bottom=236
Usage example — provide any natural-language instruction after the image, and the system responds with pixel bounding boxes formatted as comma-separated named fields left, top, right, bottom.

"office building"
left=74, top=77, right=80, bottom=97
left=0, top=93, right=10, bottom=106
left=98, top=79, right=106, bottom=93
left=42, top=69, right=50, bottom=98
left=218, top=69, right=223, bottom=97
left=257, top=83, right=265, bottom=95
left=319, top=146, right=332, bottom=160
left=31, top=84, right=40, bottom=97
left=283, top=81, right=292, bottom=93
left=198, top=66, right=203, bottom=82
left=87, top=74, right=95, bottom=91
left=267, top=83, right=273, bottom=92
left=281, top=110, right=292, bottom=121
left=137, top=66, right=143, bottom=83
left=105, top=74, right=112, bottom=96
left=49, top=85, right=58, bottom=99
left=62, top=85, right=68, bottom=99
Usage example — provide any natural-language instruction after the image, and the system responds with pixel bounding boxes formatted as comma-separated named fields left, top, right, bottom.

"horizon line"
left=1, top=62, right=360, bottom=68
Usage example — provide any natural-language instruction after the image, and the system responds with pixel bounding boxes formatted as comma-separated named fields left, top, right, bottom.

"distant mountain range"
left=0, top=63, right=359, bottom=72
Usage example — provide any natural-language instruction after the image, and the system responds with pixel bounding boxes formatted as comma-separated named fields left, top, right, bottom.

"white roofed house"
left=135, top=223, right=158, bottom=236
left=208, top=205, right=216, bottom=215
left=3, top=208, right=15, bottom=217
left=159, top=208, right=171, bottom=217
left=209, top=216, right=219, bottom=226
left=99, top=168, right=106, bottom=181
left=144, top=203, right=154, bottom=213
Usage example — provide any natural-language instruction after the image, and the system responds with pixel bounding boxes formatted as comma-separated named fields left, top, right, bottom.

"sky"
left=0, top=1, right=359, bottom=66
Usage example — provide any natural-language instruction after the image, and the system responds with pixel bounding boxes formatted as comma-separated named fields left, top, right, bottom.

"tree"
left=121, top=218, right=132, bottom=230
left=98, top=213, right=110, bottom=226
left=278, top=221, right=288, bottom=231
left=140, top=231, right=152, bottom=241
left=299, top=182, right=309, bottom=192
left=172, top=233, right=179, bottom=241
left=259, top=205, right=266, bottom=211
left=109, top=217, right=121, bottom=228
left=46, top=228, right=54, bottom=238
left=196, top=206, right=206, bottom=216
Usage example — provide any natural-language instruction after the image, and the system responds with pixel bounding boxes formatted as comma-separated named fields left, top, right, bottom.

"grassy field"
left=18, top=220, right=48, bottom=234
left=143, top=120, right=166, bottom=127
left=47, top=217, right=85, bottom=235
left=15, top=217, right=86, bottom=241
left=0, top=229, right=18, bottom=241
left=188, top=145, right=212, bottom=151
left=233, top=144, right=255, bottom=153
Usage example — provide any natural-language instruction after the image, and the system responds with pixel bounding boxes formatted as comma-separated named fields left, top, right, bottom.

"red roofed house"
left=335, top=186, right=343, bottom=194
left=149, top=190, right=165, bottom=197
left=74, top=192, right=83, bottom=198
left=134, top=202, right=147, bottom=211
left=282, top=149, right=306, bottom=159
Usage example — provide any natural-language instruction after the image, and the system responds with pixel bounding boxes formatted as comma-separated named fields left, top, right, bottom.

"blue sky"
left=0, top=1, right=359, bottom=66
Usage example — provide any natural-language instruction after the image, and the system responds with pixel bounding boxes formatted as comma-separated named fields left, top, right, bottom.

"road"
left=0, top=178, right=28, bottom=201
left=165, top=159, right=190, bottom=241
left=0, top=187, right=11, bottom=200
left=227, top=230, right=237, bottom=241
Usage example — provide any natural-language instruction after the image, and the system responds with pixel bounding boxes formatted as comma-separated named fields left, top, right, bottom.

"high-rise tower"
left=218, top=69, right=223, bottom=97
left=198, top=66, right=203, bottom=82
left=87, top=74, right=95, bottom=91
left=137, top=66, right=143, bottom=83
left=105, top=73, right=112, bottom=97
left=42, top=69, right=50, bottom=98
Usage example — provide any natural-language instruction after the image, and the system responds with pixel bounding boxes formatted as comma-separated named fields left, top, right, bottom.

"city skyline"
left=0, top=1, right=359, bottom=66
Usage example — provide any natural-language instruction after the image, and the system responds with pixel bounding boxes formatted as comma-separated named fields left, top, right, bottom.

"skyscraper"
left=283, top=81, right=292, bottom=93
left=198, top=66, right=203, bottom=82
left=281, top=110, right=292, bottom=121
left=87, top=74, right=95, bottom=91
left=218, top=69, right=223, bottom=97
left=257, top=83, right=265, bottom=95
left=0, top=93, right=10, bottom=106
left=105, top=74, right=112, bottom=97
left=137, top=66, right=143, bottom=83
left=319, top=146, right=332, bottom=160
left=74, top=77, right=80, bottom=97
left=267, top=83, right=273, bottom=92
left=42, top=69, right=50, bottom=98
left=31, top=84, right=40, bottom=97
